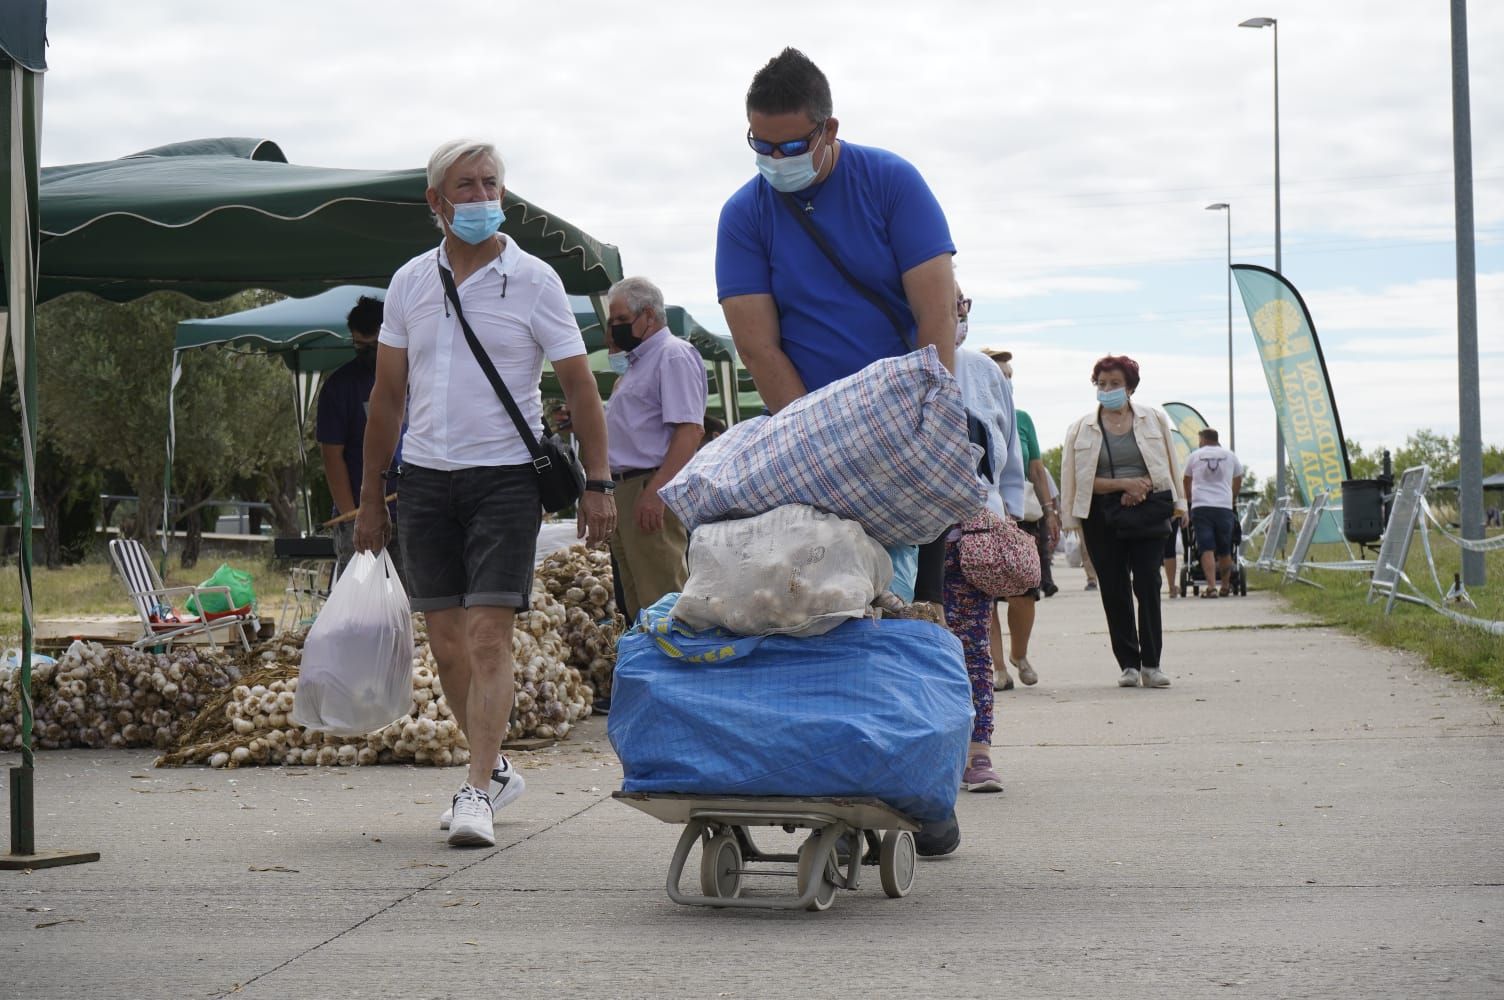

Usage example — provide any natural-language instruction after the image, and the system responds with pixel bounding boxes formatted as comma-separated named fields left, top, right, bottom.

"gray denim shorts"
left=397, top=463, right=541, bottom=612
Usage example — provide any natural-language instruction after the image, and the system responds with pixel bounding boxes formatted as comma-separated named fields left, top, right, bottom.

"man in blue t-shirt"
left=715, top=47, right=962, bottom=859
left=715, top=46, right=958, bottom=407
left=315, top=295, right=403, bottom=581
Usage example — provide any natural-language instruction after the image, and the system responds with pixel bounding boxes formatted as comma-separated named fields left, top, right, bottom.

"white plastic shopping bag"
left=671, top=505, right=894, bottom=637
left=291, top=549, right=414, bottom=736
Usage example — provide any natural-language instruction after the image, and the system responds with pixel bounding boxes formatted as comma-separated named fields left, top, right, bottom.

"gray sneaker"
left=1117, top=668, right=1141, bottom=687
left=1010, top=656, right=1038, bottom=686
left=1141, top=668, right=1171, bottom=688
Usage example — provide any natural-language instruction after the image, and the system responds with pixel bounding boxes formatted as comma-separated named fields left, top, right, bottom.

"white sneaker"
left=439, top=755, right=528, bottom=830
left=1010, top=656, right=1038, bottom=686
left=1141, top=668, right=1172, bottom=688
left=1118, top=668, right=1141, bottom=687
left=446, top=785, right=496, bottom=847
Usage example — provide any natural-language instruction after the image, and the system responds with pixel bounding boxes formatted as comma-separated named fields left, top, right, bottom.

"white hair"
left=607, top=276, right=667, bottom=326
left=426, top=139, right=504, bottom=191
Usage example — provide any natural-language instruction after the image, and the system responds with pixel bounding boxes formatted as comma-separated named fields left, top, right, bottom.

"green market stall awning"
left=175, top=285, right=387, bottom=373
left=30, top=137, right=623, bottom=303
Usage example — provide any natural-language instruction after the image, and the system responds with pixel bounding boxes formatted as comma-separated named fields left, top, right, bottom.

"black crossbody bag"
left=437, top=262, right=583, bottom=513
left=1101, top=410, right=1175, bottom=540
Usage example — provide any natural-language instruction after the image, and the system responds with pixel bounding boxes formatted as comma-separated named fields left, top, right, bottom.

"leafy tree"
left=1344, top=438, right=1382, bottom=480
left=1039, top=444, right=1062, bottom=489
left=1394, top=429, right=1459, bottom=482
left=34, top=291, right=298, bottom=566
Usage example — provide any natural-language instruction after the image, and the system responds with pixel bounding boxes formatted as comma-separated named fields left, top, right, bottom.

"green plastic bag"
left=185, top=563, right=257, bottom=616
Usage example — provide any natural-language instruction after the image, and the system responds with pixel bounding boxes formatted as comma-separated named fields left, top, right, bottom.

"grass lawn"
left=1251, top=526, right=1504, bottom=698
left=0, top=548, right=285, bottom=643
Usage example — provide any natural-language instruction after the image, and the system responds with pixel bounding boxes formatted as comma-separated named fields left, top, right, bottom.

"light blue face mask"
left=1097, top=386, right=1129, bottom=411
left=607, top=352, right=630, bottom=375
left=445, top=198, right=503, bottom=245
left=756, top=150, right=819, bottom=193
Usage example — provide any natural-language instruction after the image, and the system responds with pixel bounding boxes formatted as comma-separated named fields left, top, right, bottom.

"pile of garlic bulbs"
left=185, top=670, right=472, bottom=770
left=537, top=544, right=623, bottom=698
left=163, top=580, right=595, bottom=768
left=0, top=641, right=239, bottom=751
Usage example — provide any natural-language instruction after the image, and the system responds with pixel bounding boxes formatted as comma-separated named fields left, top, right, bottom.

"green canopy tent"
left=1, top=0, right=95, bottom=868
left=33, top=138, right=622, bottom=302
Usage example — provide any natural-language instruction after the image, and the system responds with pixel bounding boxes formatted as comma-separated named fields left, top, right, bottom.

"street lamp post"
left=1450, top=0, right=1484, bottom=585
left=1206, top=203, right=1235, bottom=452
left=1241, top=15, right=1285, bottom=498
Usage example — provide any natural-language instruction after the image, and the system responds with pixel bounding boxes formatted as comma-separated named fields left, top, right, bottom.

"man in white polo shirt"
left=356, top=139, right=615, bottom=848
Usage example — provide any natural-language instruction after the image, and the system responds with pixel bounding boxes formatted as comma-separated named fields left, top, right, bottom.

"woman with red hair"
left=1059, top=355, right=1186, bottom=688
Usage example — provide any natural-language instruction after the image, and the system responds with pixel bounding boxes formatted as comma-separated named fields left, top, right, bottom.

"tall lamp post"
left=1206, top=203, right=1235, bottom=452
left=1450, top=0, right=1484, bottom=585
left=1240, top=15, right=1285, bottom=498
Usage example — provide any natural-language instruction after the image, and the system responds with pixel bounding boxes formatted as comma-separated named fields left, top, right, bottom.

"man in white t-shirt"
left=1182, top=428, right=1244, bottom=598
left=355, top=139, right=615, bottom=848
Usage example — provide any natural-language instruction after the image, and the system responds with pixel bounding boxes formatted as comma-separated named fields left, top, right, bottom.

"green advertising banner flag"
left=1232, top=264, right=1350, bottom=542
left=1163, top=401, right=1210, bottom=470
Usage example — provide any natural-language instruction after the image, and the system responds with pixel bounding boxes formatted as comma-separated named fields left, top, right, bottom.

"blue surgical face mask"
left=1097, top=386, right=1129, bottom=411
left=607, top=352, right=630, bottom=375
left=445, top=198, right=503, bottom=245
left=755, top=136, right=829, bottom=194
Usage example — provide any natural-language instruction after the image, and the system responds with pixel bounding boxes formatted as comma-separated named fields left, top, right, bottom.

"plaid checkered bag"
left=659, top=347, right=987, bottom=547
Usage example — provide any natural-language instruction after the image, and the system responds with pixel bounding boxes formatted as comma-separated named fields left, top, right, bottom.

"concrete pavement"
left=3, top=564, right=1502, bottom=999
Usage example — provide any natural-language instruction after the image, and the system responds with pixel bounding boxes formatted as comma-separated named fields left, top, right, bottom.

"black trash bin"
left=1341, top=479, right=1385, bottom=544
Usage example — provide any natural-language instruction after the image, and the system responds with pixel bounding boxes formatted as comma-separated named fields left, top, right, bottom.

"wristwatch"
left=584, top=479, right=616, bottom=495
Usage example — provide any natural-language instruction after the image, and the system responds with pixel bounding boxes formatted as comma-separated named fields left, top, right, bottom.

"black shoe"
left=592, top=696, right=611, bottom=715
left=1043, top=582, right=1059, bottom=597
left=914, top=810, right=961, bottom=857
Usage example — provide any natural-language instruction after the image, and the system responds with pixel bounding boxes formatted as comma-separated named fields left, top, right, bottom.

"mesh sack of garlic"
left=670, top=505, right=894, bottom=637
left=1, top=640, right=239, bottom=752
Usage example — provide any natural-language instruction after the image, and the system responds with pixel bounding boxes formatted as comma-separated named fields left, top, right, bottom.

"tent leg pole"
left=4, top=763, right=99, bottom=865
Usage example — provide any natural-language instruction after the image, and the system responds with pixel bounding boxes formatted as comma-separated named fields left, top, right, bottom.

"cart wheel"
left=699, top=832, right=743, bottom=900
left=797, top=837, right=838, bottom=911
left=879, top=829, right=916, bottom=899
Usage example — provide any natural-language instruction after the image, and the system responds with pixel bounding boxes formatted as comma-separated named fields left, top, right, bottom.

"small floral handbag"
left=958, top=510, right=1042, bottom=598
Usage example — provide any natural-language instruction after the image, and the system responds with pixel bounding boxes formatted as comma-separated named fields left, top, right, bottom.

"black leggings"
left=1080, top=497, right=1165, bottom=672
left=914, top=533, right=948, bottom=605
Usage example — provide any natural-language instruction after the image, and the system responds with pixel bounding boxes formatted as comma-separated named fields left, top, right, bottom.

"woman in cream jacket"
left=1059, top=355, right=1187, bottom=688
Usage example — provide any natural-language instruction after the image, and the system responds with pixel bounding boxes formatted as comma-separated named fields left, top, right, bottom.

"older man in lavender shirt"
left=604, top=277, right=707, bottom=619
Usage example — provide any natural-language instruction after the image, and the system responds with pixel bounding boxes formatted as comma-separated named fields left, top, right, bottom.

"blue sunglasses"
left=746, top=121, right=825, bottom=157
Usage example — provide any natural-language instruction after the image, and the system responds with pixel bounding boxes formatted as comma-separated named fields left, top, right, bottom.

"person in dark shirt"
left=316, top=295, right=402, bottom=580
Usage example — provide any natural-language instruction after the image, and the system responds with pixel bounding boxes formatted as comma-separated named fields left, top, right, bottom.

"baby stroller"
left=1178, top=516, right=1247, bottom=597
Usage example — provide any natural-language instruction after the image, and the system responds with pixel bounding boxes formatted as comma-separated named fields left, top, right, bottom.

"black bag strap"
left=436, top=261, right=552, bottom=471
left=1102, top=406, right=1119, bottom=480
left=776, top=190, right=914, bottom=351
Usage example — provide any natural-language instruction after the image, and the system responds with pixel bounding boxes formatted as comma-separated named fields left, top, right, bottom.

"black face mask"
left=610, top=320, right=642, bottom=353
left=355, top=345, right=377, bottom=367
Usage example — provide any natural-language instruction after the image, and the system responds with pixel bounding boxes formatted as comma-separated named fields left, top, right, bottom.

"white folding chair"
left=107, top=538, right=253, bottom=651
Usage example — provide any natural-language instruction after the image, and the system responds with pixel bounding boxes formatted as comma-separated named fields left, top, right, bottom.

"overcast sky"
left=38, top=1, right=1503, bottom=479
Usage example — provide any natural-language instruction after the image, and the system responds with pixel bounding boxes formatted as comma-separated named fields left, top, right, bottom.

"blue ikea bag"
left=608, top=595, right=974, bottom=822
